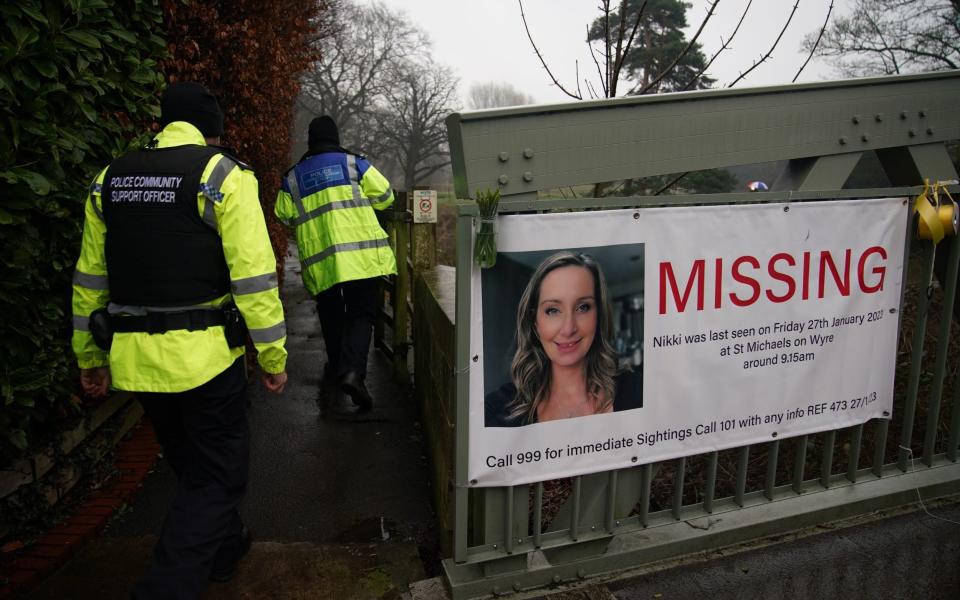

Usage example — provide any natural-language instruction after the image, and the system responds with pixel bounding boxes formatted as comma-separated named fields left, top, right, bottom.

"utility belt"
left=89, top=305, right=247, bottom=350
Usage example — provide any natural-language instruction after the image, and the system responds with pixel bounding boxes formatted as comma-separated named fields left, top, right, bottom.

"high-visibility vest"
left=72, top=122, right=288, bottom=393
left=275, top=151, right=397, bottom=296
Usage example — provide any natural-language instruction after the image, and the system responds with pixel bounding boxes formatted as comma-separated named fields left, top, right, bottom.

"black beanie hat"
left=308, top=116, right=340, bottom=147
left=160, top=82, right=224, bottom=137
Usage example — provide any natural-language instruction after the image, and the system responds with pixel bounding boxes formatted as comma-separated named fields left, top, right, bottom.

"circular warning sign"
left=413, top=190, right=438, bottom=223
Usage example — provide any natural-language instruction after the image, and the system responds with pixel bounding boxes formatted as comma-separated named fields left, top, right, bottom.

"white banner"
left=468, top=198, right=908, bottom=486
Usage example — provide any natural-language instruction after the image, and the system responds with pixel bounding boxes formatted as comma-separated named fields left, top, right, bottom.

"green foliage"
left=0, top=0, right=166, bottom=464
left=675, top=169, right=738, bottom=194
left=620, top=168, right=738, bottom=195
left=587, top=0, right=715, bottom=93
left=473, top=189, right=500, bottom=268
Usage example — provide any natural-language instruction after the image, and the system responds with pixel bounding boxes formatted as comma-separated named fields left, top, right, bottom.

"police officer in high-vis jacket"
left=71, top=82, right=288, bottom=598
left=276, top=116, right=396, bottom=413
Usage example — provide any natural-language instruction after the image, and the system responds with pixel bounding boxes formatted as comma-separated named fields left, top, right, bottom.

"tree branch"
left=727, top=0, right=800, bottom=88
left=518, top=0, right=582, bottom=99
left=585, top=78, right=601, bottom=99
left=684, top=0, right=753, bottom=91
left=589, top=22, right=608, bottom=95
left=654, top=172, right=687, bottom=195
left=610, top=0, right=626, bottom=95
left=575, top=59, right=584, bottom=99
left=603, top=0, right=612, bottom=96
left=887, top=45, right=958, bottom=67
left=611, top=0, right=648, bottom=97
left=414, top=160, right=452, bottom=181
left=864, top=6, right=901, bottom=73
left=794, top=0, right=834, bottom=82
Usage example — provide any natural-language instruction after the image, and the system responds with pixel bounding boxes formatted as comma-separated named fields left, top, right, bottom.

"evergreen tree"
left=587, top=0, right=714, bottom=94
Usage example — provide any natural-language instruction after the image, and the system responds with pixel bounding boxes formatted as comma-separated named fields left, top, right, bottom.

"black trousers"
left=315, top=276, right=379, bottom=379
left=132, top=358, right=248, bottom=600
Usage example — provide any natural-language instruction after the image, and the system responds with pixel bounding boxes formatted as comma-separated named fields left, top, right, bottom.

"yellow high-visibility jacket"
left=71, top=122, right=287, bottom=393
left=274, top=151, right=396, bottom=295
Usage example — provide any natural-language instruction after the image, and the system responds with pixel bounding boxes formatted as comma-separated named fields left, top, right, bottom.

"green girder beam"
left=446, top=71, right=960, bottom=199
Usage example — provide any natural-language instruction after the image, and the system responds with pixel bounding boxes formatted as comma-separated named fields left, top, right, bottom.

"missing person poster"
left=468, top=198, right=908, bottom=486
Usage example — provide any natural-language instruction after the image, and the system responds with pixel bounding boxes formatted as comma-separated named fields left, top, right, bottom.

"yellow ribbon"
left=914, top=179, right=959, bottom=244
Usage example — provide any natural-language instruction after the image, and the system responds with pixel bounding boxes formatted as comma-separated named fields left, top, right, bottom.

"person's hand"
left=262, top=371, right=287, bottom=394
left=80, top=367, right=111, bottom=398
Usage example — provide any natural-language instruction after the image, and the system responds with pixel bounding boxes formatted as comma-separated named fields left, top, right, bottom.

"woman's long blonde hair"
left=507, top=252, right=618, bottom=423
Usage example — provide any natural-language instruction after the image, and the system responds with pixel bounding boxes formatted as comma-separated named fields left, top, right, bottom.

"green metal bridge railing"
left=442, top=71, right=960, bottom=599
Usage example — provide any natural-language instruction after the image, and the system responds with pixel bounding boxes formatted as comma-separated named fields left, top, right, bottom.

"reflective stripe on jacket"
left=275, top=151, right=397, bottom=296
left=71, top=122, right=288, bottom=392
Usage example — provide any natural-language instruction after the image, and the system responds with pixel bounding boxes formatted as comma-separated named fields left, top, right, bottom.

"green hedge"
left=0, top=0, right=166, bottom=463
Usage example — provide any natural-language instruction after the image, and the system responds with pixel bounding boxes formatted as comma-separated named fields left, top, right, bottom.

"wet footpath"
left=29, top=246, right=440, bottom=599
left=28, top=246, right=960, bottom=600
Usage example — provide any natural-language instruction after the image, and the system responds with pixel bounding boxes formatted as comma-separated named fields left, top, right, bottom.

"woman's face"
left=534, top=265, right=597, bottom=369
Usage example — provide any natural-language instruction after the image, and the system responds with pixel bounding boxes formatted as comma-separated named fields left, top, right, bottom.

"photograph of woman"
left=485, top=251, right=643, bottom=427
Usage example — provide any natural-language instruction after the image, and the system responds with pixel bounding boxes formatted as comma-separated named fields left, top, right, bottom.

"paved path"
left=30, top=247, right=439, bottom=599
left=30, top=245, right=960, bottom=599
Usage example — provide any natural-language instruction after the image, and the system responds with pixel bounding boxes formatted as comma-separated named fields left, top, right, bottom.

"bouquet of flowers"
left=473, top=188, right=500, bottom=268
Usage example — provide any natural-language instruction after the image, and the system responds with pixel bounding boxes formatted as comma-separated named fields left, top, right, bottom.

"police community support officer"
left=71, top=82, right=288, bottom=598
left=275, top=115, right=395, bottom=413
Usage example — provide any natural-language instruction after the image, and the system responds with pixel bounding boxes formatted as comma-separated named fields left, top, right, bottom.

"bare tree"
left=297, top=0, right=427, bottom=153
left=376, top=59, right=461, bottom=191
left=296, top=0, right=463, bottom=190
left=466, top=81, right=537, bottom=109
left=805, top=0, right=960, bottom=76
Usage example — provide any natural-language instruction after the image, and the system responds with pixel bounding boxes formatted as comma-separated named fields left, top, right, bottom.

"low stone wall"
left=412, top=266, right=456, bottom=556
left=0, top=393, right=142, bottom=539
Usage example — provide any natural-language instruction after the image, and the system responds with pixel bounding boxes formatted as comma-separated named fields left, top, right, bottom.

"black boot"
left=341, top=371, right=373, bottom=412
left=209, top=526, right=252, bottom=583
